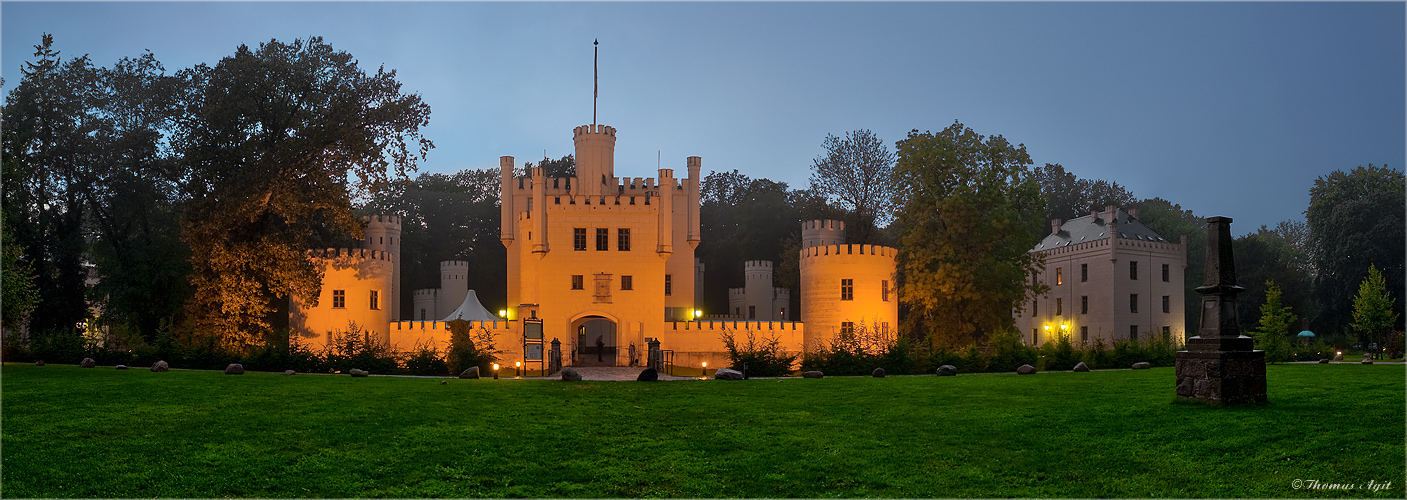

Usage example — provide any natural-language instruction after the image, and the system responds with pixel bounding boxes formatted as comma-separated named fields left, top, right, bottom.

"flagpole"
left=593, top=38, right=599, bottom=126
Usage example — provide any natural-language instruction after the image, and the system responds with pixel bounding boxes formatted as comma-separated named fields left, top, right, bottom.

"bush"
left=720, top=329, right=798, bottom=377
left=1142, top=335, right=1177, bottom=367
left=801, top=322, right=905, bottom=376
left=321, top=323, right=397, bottom=374
left=1083, top=339, right=1113, bottom=369
left=1038, top=335, right=1081, bottom=371
left=400, top=340, right=449, bottom=376
left=445, top=319, right=499, bottom=376
left=986, top=329, right=1036, bottom=372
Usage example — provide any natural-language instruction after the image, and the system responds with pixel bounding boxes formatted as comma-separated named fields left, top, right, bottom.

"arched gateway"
left=571, top=316, right=617, bottom=366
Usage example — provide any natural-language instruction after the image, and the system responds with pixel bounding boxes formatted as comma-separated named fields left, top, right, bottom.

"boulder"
left=1361, top=359, right=1373, bottom=365
left=223, top=363, right=244, bottom=375
left=440, top=380, right=448, bottom=385
left=713, top=367, right=744, bottom=380
left=151, top=361, right=170, bottom=372
left=1016, top=364, right=1037, bottom=375
left=872, top=367, right=886, bottom=378
left=1072, top=362, right=1091, bottom=372
left=561, top=367, right=582, bottom=381
left=636, top=367, right=659, bottom=381
left=80, top=358, right=96, bottom=368
left=1132, top=362, right=1152, bottom=370
left=349, top=368, right=369, bottom=377
left=34, top=360, right=45, bottom=366
left=936, top=365, right=958, bottom=376
left=802, top=370, right=825, bottom=379
left=458, top=366, right=480, bottom=379
left=1317, top=358, right=1329, bottom=364
left=115, top=365, right=129, bottom=370
left=284, top=369, right=296, bottom=375
left=1332, top=352, right=1344, bottom=361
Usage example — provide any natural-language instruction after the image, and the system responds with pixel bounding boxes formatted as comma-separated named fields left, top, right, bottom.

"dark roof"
left=1033, top=208, right=1172, bottom=251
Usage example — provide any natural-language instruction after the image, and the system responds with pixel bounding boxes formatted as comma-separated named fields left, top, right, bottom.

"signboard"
left=525, top=343, right=543, bottom=361
left=524, top=320, right=543, bottom=340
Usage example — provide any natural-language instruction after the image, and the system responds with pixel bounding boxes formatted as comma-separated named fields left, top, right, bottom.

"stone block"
left=1072, top=362, right=1090, bottom=372
left=80, top=358, right=96, bottom=368
left=224, top=363, right=244, bottom=375
left=802, top=370, right=824, bottom=379
left=151, top=360, right=170, bottom=372
left=1132, top=362, right=1151, bottom=370
left=714, top=368, right=744, bottom=380
left=936, top=365, right=957, bottom=376
left=1016, top=364, right=1036, bottom=375
left=561, top=367, right=582, bottom=381
left=458, top=366, right=480, bottom=379
left=1174, top=350, right=1266, bottom=404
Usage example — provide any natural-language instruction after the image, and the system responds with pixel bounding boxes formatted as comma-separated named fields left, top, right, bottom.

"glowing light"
left=498, top=309, right=508, bottom=318
left=492, top=363, right=500, bottom=371
left=693, top=309, right=703, bottom=319
left=1043, top=325, right=1050, bottom=331
left=1060, top=324, right=1069, bottom=330
left=515, top=361, right=521, bottom=368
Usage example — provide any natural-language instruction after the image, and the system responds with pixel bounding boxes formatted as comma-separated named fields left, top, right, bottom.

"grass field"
left=2, top=362, right=1403, bottom=498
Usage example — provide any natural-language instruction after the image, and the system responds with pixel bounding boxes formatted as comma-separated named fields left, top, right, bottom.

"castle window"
left=1162, top=295, right=1170, bottom=314
left=1081, top=295, right=1088, bottom=314
left=419, top=309, right=426, bottom=320
left=664, top=274, right=673, bottom=296
left=1056, top=268, right=1063, bottom=285
left=841, top=322, right=854, bottom=335
left=618, top=228, right=631, bottom=251
left=1081, top=326, right=1089, bottom=342
left=370, top=290, right=380, bottom=310
left=881, top=280, right=890, bottom=302
left=573, top=228, right=586, bottom=251
left=621, top=275, right=633, bottom=290
left=1130, top=294, right=1139, bottom=313
left=1032, top=328, right=1038, bottom=345
left=1130, top=261, right=1138, bottom=280
left=596, top=228, right=609, bottom=251
left=332, top=290, right=345, bottom=309
left=749, top=306, right=756, bottom=320
left=1056, top=298, right=1063, bottom=316
left=571, top=275, right=584, bottom=290
left=840, top=279, right=854, bottom=301
left=1081, top=263, right=1088, bottom=282
left=735, top=307, right=741, bottom=317
left=1162, top=264, right=1170, bottom=282
left=1130, top=325, right=1139, bottom=341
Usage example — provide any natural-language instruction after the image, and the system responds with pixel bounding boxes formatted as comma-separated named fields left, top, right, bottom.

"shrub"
left=801, top=322, right=902, bottom=376
left=956, top=344, right=988, bottom=373
left=401, top=340, right=450, bottom=376
left=445, top=319, right=499, bottom=376
left=1038, top=334, right=1081, bottom=371
left=720, top=329, right=798, bottom=377
left=986, top=329, right=1036, bottom=372
left=1083, top=338, right=1113, bottom=369
left=322, top=323, right=397, bottom=374
left=1142, top=335, right=1177, bottom=367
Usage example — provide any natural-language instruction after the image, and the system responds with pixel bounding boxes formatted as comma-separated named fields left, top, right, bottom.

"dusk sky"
left=4, top=2, right=1403, bottom=236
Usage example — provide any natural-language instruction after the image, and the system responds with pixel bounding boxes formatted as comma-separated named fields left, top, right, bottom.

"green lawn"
left=2, top=363, right=1402, bottom=498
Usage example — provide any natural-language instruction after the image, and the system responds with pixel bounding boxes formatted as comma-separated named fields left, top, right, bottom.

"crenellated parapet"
left=308, top=248, right=395, bottom=262
left=800, top=243, right=898, bottom=260
left=802, top=219, right=846, bottom=248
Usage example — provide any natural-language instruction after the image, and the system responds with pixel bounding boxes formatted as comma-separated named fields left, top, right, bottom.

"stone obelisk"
left=1174, top=216, right=1268, bottom=404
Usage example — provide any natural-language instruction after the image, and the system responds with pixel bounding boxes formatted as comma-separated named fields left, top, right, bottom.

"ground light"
left=492, top=363, right=499, bottom=380
left=701, top=361, right=708, bottom=379
left=515, top=361, right=522, bottom=378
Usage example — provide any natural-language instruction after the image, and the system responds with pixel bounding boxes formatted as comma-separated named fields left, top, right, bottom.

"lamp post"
left=492, top=363, right=500, bottom=380
left=702, top=361, right=708, bottom=379
left=515, top=361, right=522, bottom=378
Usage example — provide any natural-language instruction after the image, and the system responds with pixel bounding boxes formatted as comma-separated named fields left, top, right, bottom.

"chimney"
left=1128, top=208, right=1139, bottom=220
left=1091, top=209, right=1100, bottom=223
left=1104, top=205, right=1117, bottom=224
left=1050, top=218, right=1062, bottom=235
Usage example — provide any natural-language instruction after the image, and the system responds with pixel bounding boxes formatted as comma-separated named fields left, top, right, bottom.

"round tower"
left=799, top=220, right=898, bottom=351
left=362, top=215, right=402, bottom=319
left=802, top=219, right=845, bottom=248
left=412, top=289, right=438, bottom=321
left=573, top=124, right=616, bottom=196
left=436, top=260, right=470, bottom=319
left=744, top=260, right=774, bottom=320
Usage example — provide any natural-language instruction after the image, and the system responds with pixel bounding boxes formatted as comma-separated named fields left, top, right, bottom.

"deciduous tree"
left=893, top=121, right=1046, bottom=348
left=808, top=129, right=897, bottom=243
left=1253, top=280, right=1295, bottom=362
left=175, top=37, right=432, bottom=350
left=1351, top=264, right=1397, bottom=353
left=1306, top=164, right=1404, bottom=334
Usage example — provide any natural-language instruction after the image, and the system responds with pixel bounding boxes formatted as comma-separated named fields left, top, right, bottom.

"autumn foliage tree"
left=808, top=129, right=897, bottom=244
left=893, top=121, right=1046, bottom=348
left=175, top=37, right=432, bottom=350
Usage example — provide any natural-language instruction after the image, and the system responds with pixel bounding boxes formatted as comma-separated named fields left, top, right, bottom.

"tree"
left=175, top=37, right=432, bottom=350
left=361, top=168, right=506, bottom=317
left=1234, top=222, right=1314, bottom=330
left=1307, top=165, right=1404, bottom=334
left=1, top=212, right=39, bottom=333
left=1, top=34, right=101, bottom=338
left=1253, top=280, right=1295, bottom=363
left=1351, top=264, right=1397, bottom=353
left=519, top=154, right=574, bottom=178
left=1034, top=163, right=1136, bottom=227
left=808, top=129, right=897, bottom=243
left=892, top=121, right=1046, bottom=348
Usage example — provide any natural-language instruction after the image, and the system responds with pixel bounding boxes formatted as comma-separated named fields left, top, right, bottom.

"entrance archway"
left=571, top=316, right=617, bottom=366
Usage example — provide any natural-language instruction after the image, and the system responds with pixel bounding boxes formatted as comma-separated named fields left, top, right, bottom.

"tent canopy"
left=1297, top=330, right=1316, bottom=338
left=441, top=290, right=499, bottom=322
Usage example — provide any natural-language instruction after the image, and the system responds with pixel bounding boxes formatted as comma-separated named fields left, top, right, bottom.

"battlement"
left=440, top=261, right=469, bottom=269
left=729, top=288, right=746, bottom=297
left=308, top=248, right=394, bottom=262
left=362, top=214, right=402, bottom=227
left=744, top=260, right=773, bottom=271
left=800, top=244, right=898, bottom=259
left=545, top=195, right=657, bottom=212
left=775, top=287, right=790, bottom=298
left=803, top=219, right=844, bottom=231
left=574, top=124, right=616, bottom=137
left=413, top=289, right=438, bottom=298
left=802, top=219, right=846, bottom=248
left=668, top=320, right=803, bottom=332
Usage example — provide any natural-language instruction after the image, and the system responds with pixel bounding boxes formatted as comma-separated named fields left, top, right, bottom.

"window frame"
left=840, top=278, right=854, bottom=301
left=571, top=275, right=584, bottom=290
left=573, top=228, right=587, bottom=251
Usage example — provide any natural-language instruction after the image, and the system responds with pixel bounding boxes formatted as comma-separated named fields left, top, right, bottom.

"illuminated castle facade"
left=291, top=122, right=897, bottom=369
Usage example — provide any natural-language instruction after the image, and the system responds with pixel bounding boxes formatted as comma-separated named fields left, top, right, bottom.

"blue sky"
left=4, top=2, right=1403, bottom=236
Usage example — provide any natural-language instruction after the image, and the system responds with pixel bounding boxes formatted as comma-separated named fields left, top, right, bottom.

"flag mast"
left=593, top=38, right=599, bottom=126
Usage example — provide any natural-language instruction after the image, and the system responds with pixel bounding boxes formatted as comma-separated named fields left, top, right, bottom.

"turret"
left=362, top=214, right=402, bottom=319
left=573, top=124, right=616, bottom=196
left=686, top=156, right=701, bottom=247
left=437, top=260, right=469, bottom=318
left=802, top=219, right=845, bottom=248
left=500, top=155, right=515, bottom=244
left=657, top=168, right=674, bottom=257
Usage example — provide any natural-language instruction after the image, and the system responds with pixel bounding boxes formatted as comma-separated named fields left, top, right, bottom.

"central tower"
left=573, top=124, right=616, bottom=196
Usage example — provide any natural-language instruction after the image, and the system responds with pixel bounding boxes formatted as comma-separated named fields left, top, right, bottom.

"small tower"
left=803, top=219, right=845, bottom=248
left=437, top=261, right=470, bottom=319
left=362, top=215, right=402, bottom=319
left=573, top=124, right=616, bottom=196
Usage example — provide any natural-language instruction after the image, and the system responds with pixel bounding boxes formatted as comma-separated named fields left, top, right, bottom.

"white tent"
left=441, top=290, right=499, bottom=322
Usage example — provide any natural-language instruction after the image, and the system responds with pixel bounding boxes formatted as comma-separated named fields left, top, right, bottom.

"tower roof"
left=1033, top=208, right=1172, bottom=251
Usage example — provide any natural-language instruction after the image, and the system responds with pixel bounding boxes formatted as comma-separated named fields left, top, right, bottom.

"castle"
left=291, top=122, right=897, bottom=370
left=1015, top=206, right=1188, bottom=346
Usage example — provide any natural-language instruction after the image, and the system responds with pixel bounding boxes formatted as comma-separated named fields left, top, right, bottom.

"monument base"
left=1174, top=349, right=1267, bottom=404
